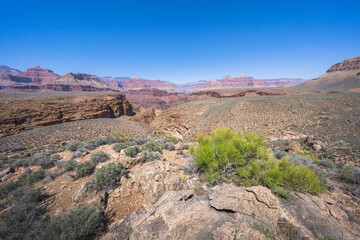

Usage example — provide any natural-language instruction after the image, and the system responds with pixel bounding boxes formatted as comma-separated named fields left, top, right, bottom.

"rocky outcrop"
left=0, top=93, right=133, bottom=137
left=104, top=184, right=280, bottom=240
left=19, top=66, right=60, bottom=84
left=327, top=56, right=360, bottom=72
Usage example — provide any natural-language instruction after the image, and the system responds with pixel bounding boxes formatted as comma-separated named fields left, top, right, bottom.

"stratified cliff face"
left=19, top=66, right=60, bottom=84
left=327, top=56, right=360, bottom=72
left=0, top=93, right=134, bottom=137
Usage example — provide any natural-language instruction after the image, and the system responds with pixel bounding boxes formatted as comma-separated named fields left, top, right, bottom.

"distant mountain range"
left=0, top=65, right=308, bottom=93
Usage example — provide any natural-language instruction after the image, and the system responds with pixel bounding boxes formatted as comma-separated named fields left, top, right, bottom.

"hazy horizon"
left=1, top=0, right=359, bottom=84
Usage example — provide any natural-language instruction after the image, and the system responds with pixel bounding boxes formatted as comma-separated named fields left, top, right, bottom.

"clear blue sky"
left=1, top=0, right=359, bottom=83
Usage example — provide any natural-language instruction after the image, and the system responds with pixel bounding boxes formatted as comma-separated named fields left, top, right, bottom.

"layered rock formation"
left=298, top=56, right=360, bottom=90
left=18, top=66, right=60, bottom=83
left=327, top=56, right=360, bottom=72
left=0, top=93, right=133, bottom=137
left=101, top=75, right=182, bottom=92
left=124, top=88, right=184, bottom=109
left=0, top=65, right=21, bottom=76
left=180, top=74, right=307, bottom=92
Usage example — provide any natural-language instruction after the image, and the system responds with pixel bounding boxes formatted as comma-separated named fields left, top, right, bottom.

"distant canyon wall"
left=0, top=93, right=133, bottom=137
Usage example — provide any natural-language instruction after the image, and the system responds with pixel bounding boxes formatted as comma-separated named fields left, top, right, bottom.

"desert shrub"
left=110, top=132, right=128, bottom=141
left=18, top=169, right=46, bottom=185
left=162, top=141, right=175, bottom=150
left=63, top=159, right=77, bottom=171
left=39, top=154, right=62, bottom=169
left=166, top=136, right=180, bottom=144
left=92, top=163, right=128, bottom=189
left=125, top=146, right=140, bottom=157
left=41, top=205, right=104, bottom=240
left=113, top=142, right=129, bottom=153
left=67, top=141, right=81, bottom=152
left=337, top=164, right=360, bottom=184
left=45, top=170, right=63, bottom=182
left=184, top=144, right=190, bottom=150
left=190, top=128, right=325, bottom=196
left=0, top=185, right=45, bottom=240
left=90, top=151, right=108, bottom=164
left=142, top=141, right=162, bottom=153
left=76, top=161, right=95, bottom=178
left=296, top=152, right=319, bottom=163
left=140, top=151, right=161, bottom=163
left=318, top=160, right=335, bottom=169
left=129, top=136, right=149, bottom=145
left=71, top=147, right=87, bottom=159
left=273, top=150, right=287, bottom=160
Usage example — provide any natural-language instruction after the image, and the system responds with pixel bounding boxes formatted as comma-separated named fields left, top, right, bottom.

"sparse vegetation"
left=190, top=128, right=325, bottom=197
left=41, top=205, right=104, bottom=240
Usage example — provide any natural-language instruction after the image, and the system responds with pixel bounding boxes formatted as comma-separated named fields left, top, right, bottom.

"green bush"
left=76, top=161, right=95, bottom=178
left=92, top=163, right=128, bottom=189
left=142, top=141, right=162, bottom=153
left=90, top=151, right=108, bottom=164
left=191, top=128, right=325, bottom=196
left=41, top=205, right=104, bottom=240
left=125, top=146, right=140, bottom=157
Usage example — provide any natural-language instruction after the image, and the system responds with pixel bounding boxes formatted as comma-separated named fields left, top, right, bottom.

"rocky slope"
left=1, top=135, right=358, bottom=239
left=0, top=93, right=133, bottom=137
left=298, top=56, right=360, bottom=90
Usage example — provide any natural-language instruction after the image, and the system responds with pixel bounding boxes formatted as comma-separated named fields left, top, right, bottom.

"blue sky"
left=0, top=0, right=359, bottom=83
